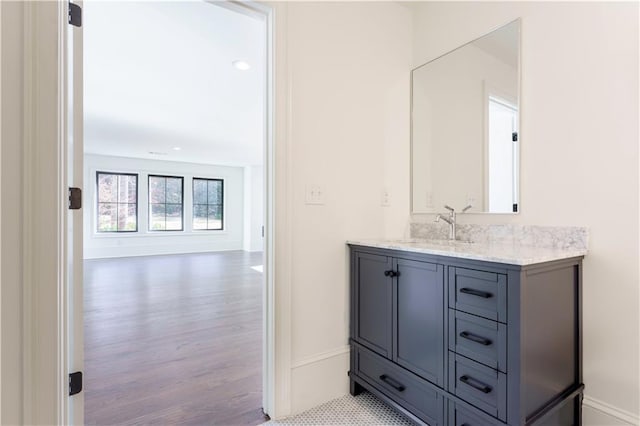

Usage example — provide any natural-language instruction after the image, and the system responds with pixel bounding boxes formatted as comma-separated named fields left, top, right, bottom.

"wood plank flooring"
left=84, top=251, right=267, bottom=426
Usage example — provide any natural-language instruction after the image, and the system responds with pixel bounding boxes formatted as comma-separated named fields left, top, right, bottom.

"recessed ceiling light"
left=172, top=147, right=182, bottom=151
left=148, top=151, right=168, bottom=156
left=232, top=60, right=251, bottom=71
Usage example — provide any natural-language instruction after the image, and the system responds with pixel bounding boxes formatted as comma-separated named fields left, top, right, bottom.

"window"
left=149, top=175, right=184, bottom=231
left=96, top=172, right=138, bottom=232
left=193, top=178, right=223, bottom=230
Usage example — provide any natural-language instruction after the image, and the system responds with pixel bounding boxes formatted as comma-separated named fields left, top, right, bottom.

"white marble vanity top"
left=347, top=238, right=587, bottom=266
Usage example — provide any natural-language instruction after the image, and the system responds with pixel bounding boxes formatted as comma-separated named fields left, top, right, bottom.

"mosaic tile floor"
left=263, top=391, right=414, bottom=425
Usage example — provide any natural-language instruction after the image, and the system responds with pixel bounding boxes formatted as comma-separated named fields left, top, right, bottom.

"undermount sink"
left=386, top=238, right=474, bottom=246
left=428, top=239, right=475, bottom=246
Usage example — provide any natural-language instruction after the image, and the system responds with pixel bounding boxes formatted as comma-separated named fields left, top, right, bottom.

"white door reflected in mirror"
left=487, top=96, right=519, bottom=213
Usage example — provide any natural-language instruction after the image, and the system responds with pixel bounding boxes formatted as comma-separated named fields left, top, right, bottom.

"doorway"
left=486, top=95, right=519, bottom=213
left=75, top=1, right=273, bottom=424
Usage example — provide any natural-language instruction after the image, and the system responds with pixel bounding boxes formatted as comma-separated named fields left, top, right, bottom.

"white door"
left=67, top=2, right=84, bottom=424
left=487, top=96, right=518, bottom=213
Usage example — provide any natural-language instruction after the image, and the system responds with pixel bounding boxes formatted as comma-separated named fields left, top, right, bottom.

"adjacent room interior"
left=81, top=2, right=267, bottom=424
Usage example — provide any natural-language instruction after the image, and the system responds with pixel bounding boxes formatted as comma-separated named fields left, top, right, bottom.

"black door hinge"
left=512, top=132, right=518, bottom=142
left=513, top=203, right=518, bottom=213
left=69, top=187, right=82, bottom=210
left=69, top=371, right=83, bottom=396
left=69, top=2, right=82, bottom=27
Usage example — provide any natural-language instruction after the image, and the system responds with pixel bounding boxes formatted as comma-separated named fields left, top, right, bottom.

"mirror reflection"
left=411, top=20, right=520, bottom=214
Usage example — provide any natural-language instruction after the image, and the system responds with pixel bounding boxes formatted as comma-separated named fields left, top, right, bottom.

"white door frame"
left=215, top=0, right=281, bottom=416
left=20, top=2, right=71, bottom=424
left=21, top=0, right=293, bottom=423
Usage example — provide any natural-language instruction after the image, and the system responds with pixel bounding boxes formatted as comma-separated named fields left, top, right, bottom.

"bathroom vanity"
left=348, top=237, right=586, bottom=426
left=356, top=16, right=588, bottom=423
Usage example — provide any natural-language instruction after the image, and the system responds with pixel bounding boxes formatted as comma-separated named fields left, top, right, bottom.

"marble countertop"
left=346, top=239, right=587, bottom=266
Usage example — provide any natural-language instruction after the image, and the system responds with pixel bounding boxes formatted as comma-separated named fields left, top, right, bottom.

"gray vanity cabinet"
left=349, top=244, right=584, bottom=426
left=352, top=251, right=446, bottom=384
left=351, top=251, right=446, bottom=424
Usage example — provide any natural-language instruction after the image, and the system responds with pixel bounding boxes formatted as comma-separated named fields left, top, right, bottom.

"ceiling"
left=84, top=1, right=266, bottom=166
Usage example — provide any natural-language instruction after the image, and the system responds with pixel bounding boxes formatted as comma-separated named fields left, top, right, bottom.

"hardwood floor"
left=84, top=251, right=267, bottom=426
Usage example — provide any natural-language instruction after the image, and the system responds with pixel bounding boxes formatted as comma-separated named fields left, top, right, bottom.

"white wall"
left=83, top=154, right=245, bottom=259
left=410, top=2, right=639, bottom=423
left=285, top=1, right=412, bottom=414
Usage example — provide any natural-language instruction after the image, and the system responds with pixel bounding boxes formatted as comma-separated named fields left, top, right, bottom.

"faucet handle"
left=461, top=204, right=473, bottom=213
left=444, top=205, right=455, bottom=212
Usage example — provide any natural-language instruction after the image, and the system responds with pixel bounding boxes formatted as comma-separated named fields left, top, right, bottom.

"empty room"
left=81, top=2, right=268, bottom=424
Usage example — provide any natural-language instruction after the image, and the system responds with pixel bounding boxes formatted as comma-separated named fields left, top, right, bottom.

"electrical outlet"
left=466, top=194, right=476, bottom=207
left=305, top=184, right=325, bottom=205
left=381, top=188, right=390, bottom=207
left=425, top=191, right=434, bottom=208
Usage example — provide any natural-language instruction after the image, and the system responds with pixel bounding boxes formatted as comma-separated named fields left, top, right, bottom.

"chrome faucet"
left=435, top=204, right=472, bottom=240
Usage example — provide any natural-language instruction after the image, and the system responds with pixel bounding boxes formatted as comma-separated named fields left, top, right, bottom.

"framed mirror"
left=411, top=20, right=521, bottom=214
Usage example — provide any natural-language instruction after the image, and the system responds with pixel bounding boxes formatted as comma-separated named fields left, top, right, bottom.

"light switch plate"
left=381, top=188, right=390, bottom=207
left=425, top=191, right=434, bottom=208
left=305, top=184, right=325, bottom=205
left=466, top=194, right=476, bottom=207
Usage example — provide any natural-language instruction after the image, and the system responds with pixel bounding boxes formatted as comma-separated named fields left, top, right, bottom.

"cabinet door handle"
left=379, top=374, right=405, bottom=392
left=460, top=287, right=492, bottom=298
left=383, top=270, right=398, bottom=277
left=459, top=375, right=492, bottom=394
left=460, top=331, right=492, bottom=346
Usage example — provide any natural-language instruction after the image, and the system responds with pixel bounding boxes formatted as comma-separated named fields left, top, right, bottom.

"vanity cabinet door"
left=354, top=252, right=393, bottom=358
left=395, top=259, right=445, bottom=387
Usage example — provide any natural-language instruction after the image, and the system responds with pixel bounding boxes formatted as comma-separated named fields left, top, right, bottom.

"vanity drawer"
left=449, top=310, right=507, bottom=373
left=448, top=353, right=506, bottom=422
left=355, top=346, right=444, bottom=425
left=447, top=401, right=496, bottom=426
left=449, top=267, right=507, bottom=323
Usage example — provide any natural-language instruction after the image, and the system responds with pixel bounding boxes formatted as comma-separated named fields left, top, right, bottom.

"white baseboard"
left=291, top=345, right=350, bottom=369
left=583, top=395, right=639, bottom=425
left=83, top=242, right=242, bottom=259
left=290, top=345, right=351, bottom=415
